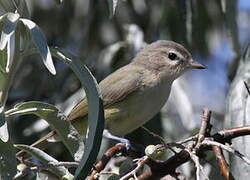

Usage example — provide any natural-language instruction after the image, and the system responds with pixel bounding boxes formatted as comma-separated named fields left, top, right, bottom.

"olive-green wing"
left=67, top=98, right=88, bottom=121
left=100, top=64, right=143, bottom=105
left=68, top=64, right=143, bottom=121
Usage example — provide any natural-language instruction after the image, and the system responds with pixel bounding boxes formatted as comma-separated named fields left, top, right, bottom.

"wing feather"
left=68, top=64, right=143, bottom=121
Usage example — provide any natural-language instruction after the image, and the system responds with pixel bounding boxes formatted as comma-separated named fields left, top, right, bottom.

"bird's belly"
left=106, top=82, right=171, bottom=136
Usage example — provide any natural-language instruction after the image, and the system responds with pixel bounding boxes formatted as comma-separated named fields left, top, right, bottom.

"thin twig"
left=141, top=126, right=177, bottom=153
left=167, top=135, right=198, bottom=149
left=212, top=146, right=235, bottom=180
left=99, top=172, right=119, bottom=176
left=214, top=126, right=250, bottom=143
left=120, top=156, right=149, bottom=180
left=203, top=139, right=250, bottom=166
left=244, top=81, right=250, bottom=95
left=196, top=108, right=212, bottom=149
left=141, top=126, right=167, bottom=146
left=140, top=124, right=250, bottom=179
left=187, top=149, right=209, bottom=180
left=176, top=134, right=199, bottom=144
left=87, top=109, right=250, bottom=180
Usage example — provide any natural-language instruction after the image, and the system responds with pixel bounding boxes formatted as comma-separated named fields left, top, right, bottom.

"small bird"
left=19, top=40, right=206, bottom=154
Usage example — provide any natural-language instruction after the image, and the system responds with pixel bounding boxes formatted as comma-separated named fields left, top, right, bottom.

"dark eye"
left=168, top=52, right=177, bottom=60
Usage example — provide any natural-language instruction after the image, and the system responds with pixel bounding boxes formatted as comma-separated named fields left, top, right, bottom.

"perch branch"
left=89, top=143, right=126, bottom=180
left=212, top=146, right=235, bottom=180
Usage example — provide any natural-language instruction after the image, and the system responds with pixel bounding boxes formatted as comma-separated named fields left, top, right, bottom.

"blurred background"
left=2, top=0, right=250, bottom=179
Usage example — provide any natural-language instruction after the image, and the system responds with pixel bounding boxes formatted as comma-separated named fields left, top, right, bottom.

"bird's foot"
left=103, top=130, right=144, bottom=155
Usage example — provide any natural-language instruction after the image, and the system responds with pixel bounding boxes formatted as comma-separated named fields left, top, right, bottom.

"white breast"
left=107, top=72, right=173, bottom=136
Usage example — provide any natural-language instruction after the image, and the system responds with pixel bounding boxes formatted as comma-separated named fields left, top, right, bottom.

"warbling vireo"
left=23, top=40, right=206, bottom=151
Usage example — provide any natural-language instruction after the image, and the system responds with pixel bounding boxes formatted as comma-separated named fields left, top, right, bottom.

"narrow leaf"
left=17, top=0, right=31, bottom=19
left=0, top=45, right=7, bottom=73
left=68, top=57, right=104, bottom=180
left=0, top=13, right=19, bottom=73
left=50, top=48, right=104, bottom=179
left=0, top=0, right=16, bottom=12
left=54, top=0, right=64, bottom=4
left=0, top=118, right=8, bottom=142
left=15, top=144, right=73, bottom=179
left=107, top=0, right=118, bottom=18
left=6, top=101, right=83, bottom=161
left=0, top=13, right=19, bottom=50
left=0, top=112, right=16, bottom=180
left=20, top=18, right=56, bottom=75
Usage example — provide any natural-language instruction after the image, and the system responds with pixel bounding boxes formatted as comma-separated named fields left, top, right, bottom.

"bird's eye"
left=168, top=52, right=177, bottom=60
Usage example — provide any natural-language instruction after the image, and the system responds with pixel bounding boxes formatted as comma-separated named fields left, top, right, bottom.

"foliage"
left=0, top=0, right=249, bottom=179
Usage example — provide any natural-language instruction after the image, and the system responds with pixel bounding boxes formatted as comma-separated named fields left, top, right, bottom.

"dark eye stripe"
left=168, top=52, right=177, bottom=60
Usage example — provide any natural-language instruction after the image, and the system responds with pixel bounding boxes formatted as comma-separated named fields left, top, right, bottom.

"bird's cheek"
left=175, top=66, right=187, bottom=77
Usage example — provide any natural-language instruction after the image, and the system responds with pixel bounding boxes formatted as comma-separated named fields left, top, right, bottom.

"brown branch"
left=141, top=131, right=250, bottom=180
left=196, top=108, right=212, bottom=149
left=137, top=170, right=152, bottom=180
left=213, top=126, right=250, bottom=143
left=89, top=144, right=126, bottom=180
left=141, top=126, right=177, bottom=153
left=202, top=139, right=250, bottom=166
left=88, top=109, right=250, bottom=180
left=139, top=115, right=250, bottom=179
left=193, top=108, right=211, bottom=180
left=175, top=135, right=198, bottom=145
left=144, top=150, right=191, bottom=179
left=188, top=149, right=209, bottom=180
left=141, top=126, right=167, bottom=145
left=165, top=135, right=198, bottom=150
left=212, top=146, right=235, bottom=180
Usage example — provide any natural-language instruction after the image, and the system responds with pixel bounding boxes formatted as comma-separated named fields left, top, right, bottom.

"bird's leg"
left=103, top=130, right=144, bottom=155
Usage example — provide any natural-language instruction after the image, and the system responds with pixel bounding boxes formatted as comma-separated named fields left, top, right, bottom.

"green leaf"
left=5, top=101, right=83, bottom=161
left=20, top=18, right=56, bottom=75
left=15, top=47, right=105, bottom=178
left=15, top=144, right=73, bottom=179
left=107, top=0, right=118, bottom=18
left=0, top=112, right=17, bottom=180
left=0, top=15, right=7, bottom=73
left=0, top=45, right=7, bottom=73
left=0, top=13, right=19, bottom=50
left=50, top=48, right=104, bottom=180
left=54, top=0, right=64, bottom=4
left=0, top=13, right=20, bottom=73
left=0, top=0, right=16, bottom=12
left=0, top=112, right=8, bottom=142
left=16, top=0, right=31, bottom=19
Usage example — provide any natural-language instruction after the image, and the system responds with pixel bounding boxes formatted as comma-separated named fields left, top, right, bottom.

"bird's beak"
left=189, top=59, right=206, bottom=69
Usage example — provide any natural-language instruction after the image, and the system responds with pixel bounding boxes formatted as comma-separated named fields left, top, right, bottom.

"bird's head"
left=133, top=40, right=206, bottom=80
